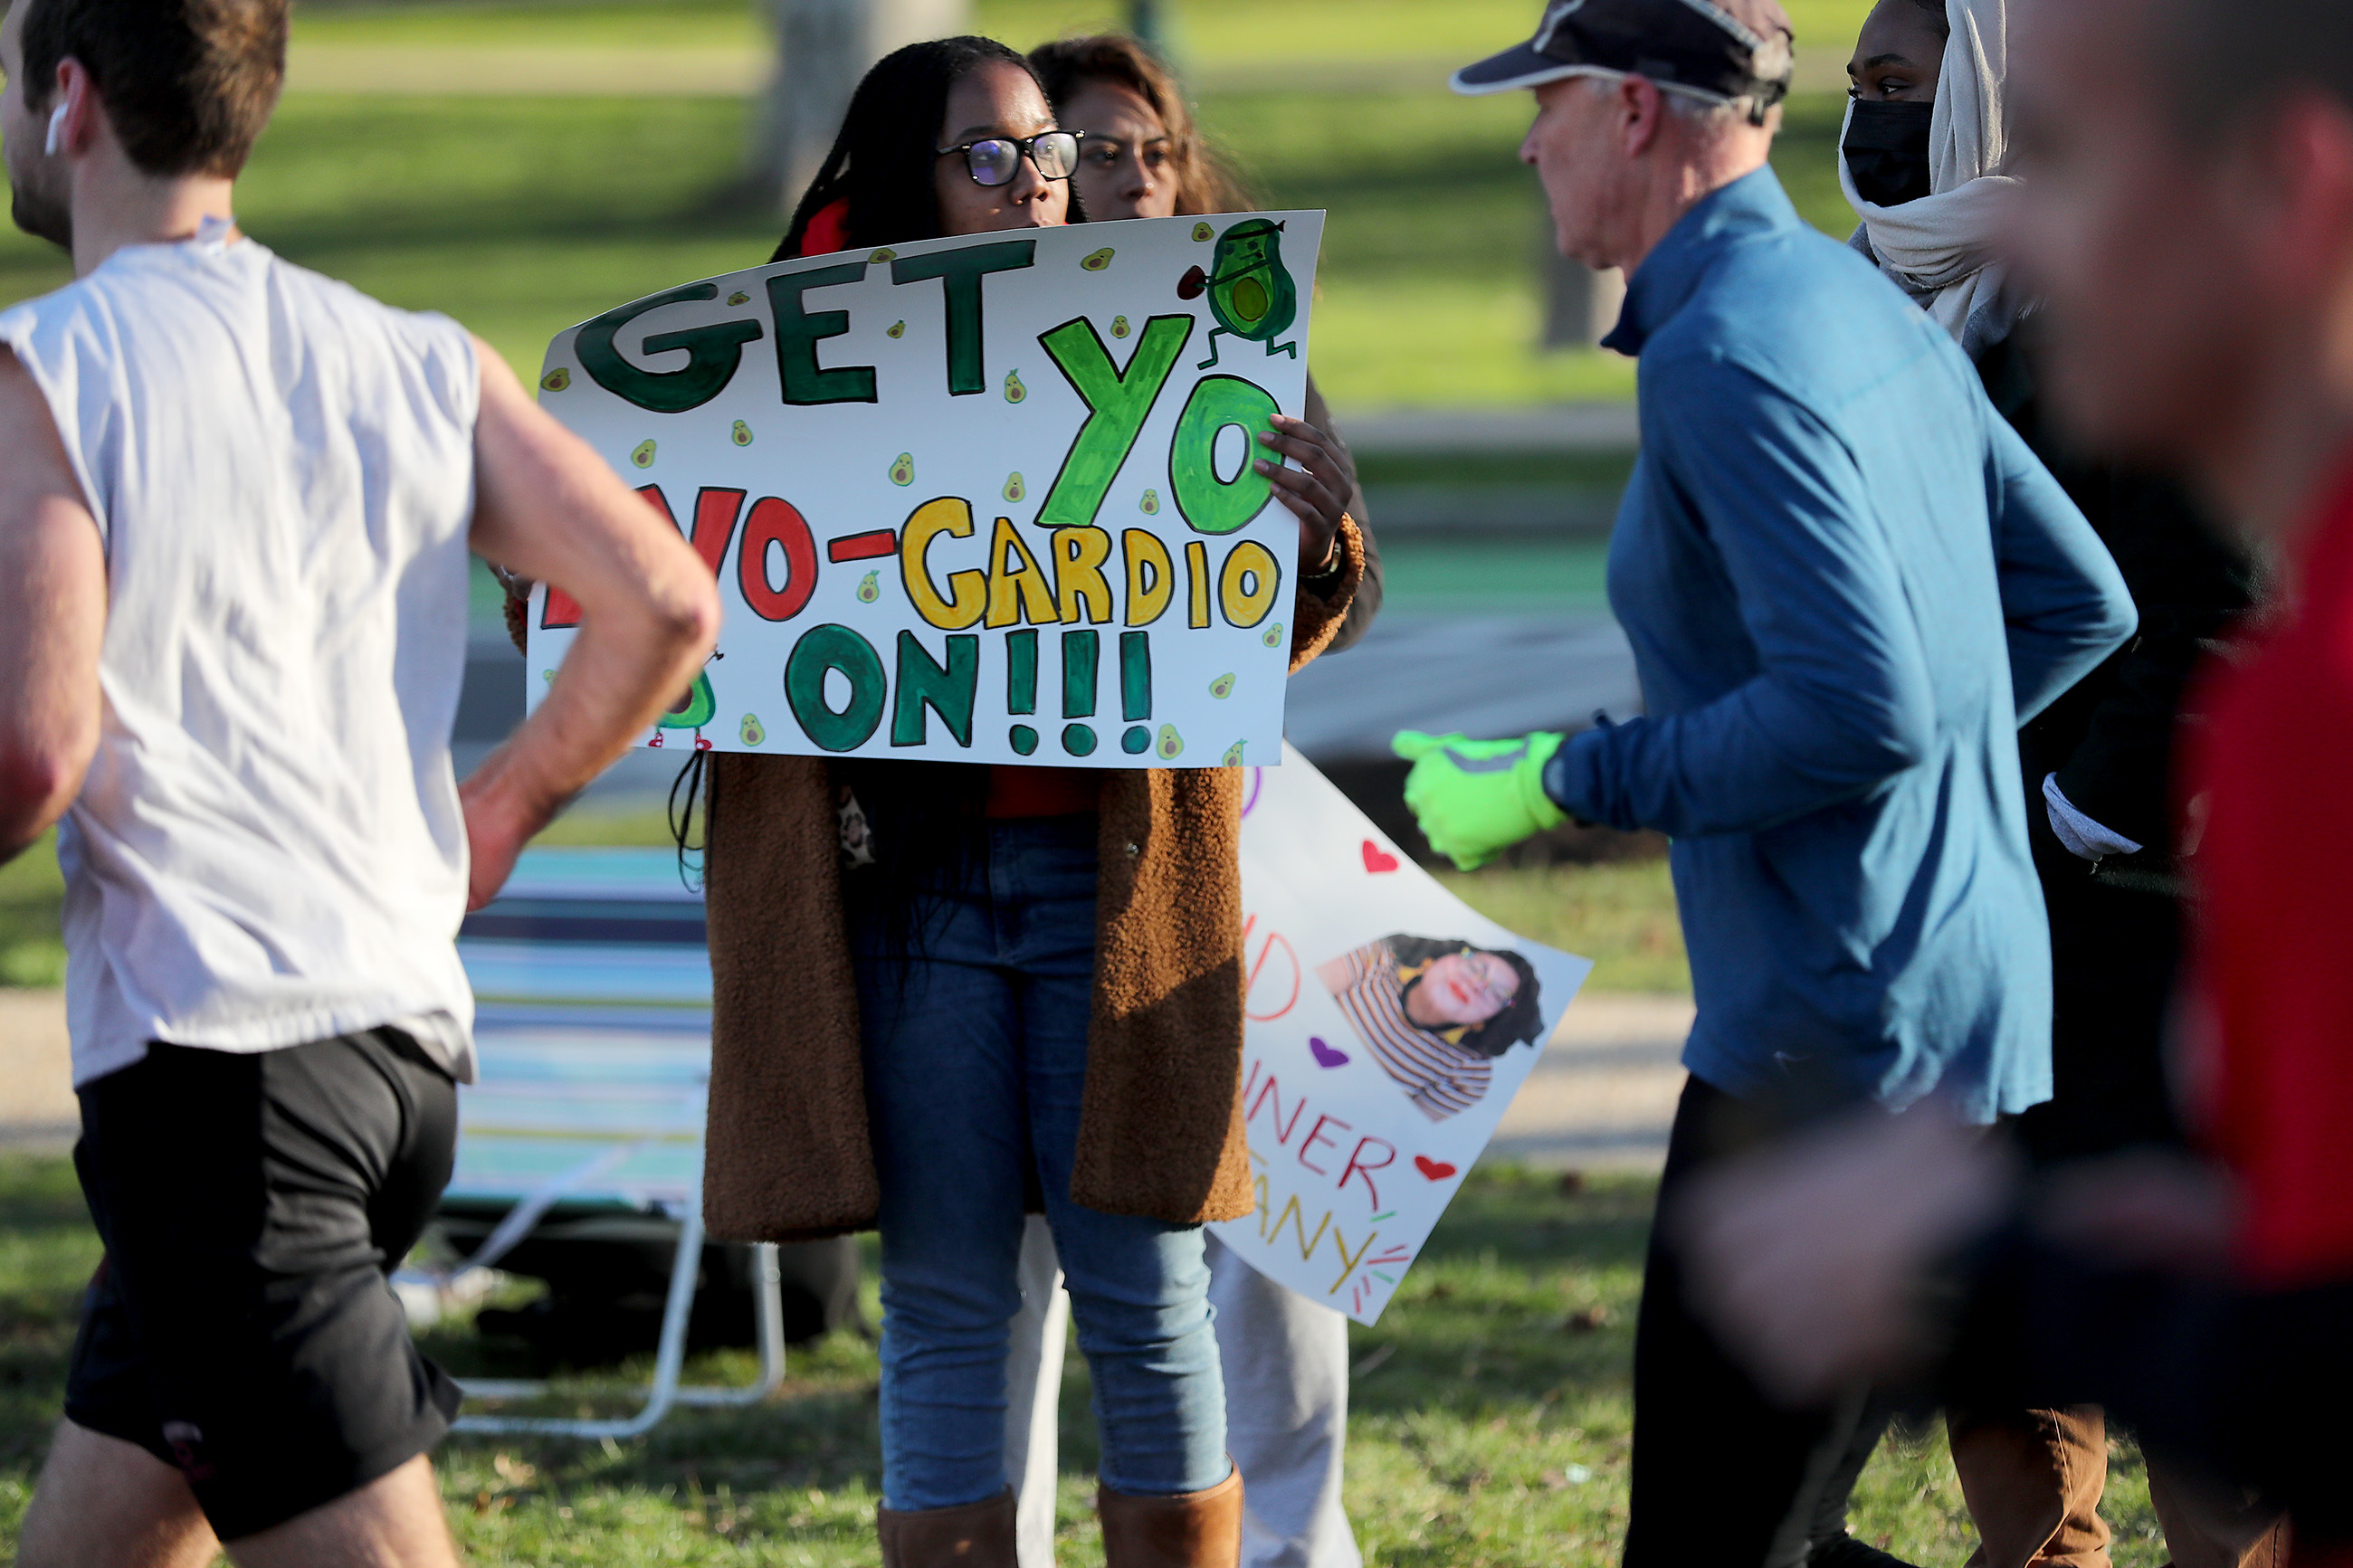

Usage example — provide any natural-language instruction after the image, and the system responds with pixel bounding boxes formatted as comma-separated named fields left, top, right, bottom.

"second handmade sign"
left=528, top=211, right=1324, bottom=768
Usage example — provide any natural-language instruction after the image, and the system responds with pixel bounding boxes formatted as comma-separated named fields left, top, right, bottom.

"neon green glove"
left=1393, top=729, right=1568, bottom=870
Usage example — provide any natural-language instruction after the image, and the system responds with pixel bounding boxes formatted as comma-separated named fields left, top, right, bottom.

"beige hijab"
left=1842, top=0, right=2018, bottom=353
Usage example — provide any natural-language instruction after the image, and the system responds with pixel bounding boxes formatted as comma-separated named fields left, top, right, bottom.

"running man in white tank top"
left=0, top=2, right=721, bottom=1563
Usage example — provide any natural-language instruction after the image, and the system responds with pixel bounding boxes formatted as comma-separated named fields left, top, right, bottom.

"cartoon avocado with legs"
left=1177, top=219, right=1300, bottom=370
left=651, top=666, right=719, bottom=750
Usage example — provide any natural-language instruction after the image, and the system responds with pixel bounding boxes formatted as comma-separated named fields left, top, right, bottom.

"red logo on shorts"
left=161, top=1421, right=215, bottom=1481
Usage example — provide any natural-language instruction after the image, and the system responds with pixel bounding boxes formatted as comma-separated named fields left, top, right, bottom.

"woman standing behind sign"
left=996, top=37, right=1383, bottom=1568
left=695, top=36, right=1368, bottom=1568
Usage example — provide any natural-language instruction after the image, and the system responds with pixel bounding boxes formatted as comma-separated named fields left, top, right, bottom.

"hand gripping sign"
left=528, top=213, right=1324, bottom=767
left=1214, top=745, right=1594, bottom=1324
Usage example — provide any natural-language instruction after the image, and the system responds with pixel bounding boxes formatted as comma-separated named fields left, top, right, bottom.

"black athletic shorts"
left=66, top=1027, right=462, bottom=1541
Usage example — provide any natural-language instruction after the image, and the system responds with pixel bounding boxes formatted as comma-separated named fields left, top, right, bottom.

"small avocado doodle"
left=631, top=439, right=657, bottom=468
left=1192, top=222, right=1215, bottom=242
left=1156, top=725, right=1184, bottom=760
left=1111, top=315, right=1131, bottom=338
left=1209, top=672, right=1235, bottom=699
left=540, top=367, right=570, bottom=392
left=651, top=670, right=717, bottom=749
left=1081, top=247, right=1115, bottom=271
left=1139, top=489, right=1160, bottom=515
left=887, top=320, right=907, bottom=338
left=1004, top=472, right=1026, bottom=502
left=731, top=421, right=753, bottom=446
left=727, top=290, right=750, bottom=306
left=1004, top=369, right=1026, bottom=403
left=1222, top=740, right=1247, bottom=765
left=890, top=453, right=914, bottom=487
left=1179, top=218, right=1300, bottom=369
left=739, top=713, right=766, bottom=746
left=857, top=571, right=881, bottom=603
left=870, top=248, right=897, bottom=263
left=541, top=669, right=556, bottom=684
left=1262, top=621, right=1284, bottom=649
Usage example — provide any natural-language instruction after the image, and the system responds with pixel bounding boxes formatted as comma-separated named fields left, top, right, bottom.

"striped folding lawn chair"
left=431, top=846, right=785, bottom=1439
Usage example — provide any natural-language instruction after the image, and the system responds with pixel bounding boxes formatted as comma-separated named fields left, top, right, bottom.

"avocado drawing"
left=1181, top=218, right=1300, bottom=369
left=1005, top=369, right=1026, bottom=403
left=541, top=669, right=556, bottom=684
left=1209, top=672, right=1235, bottom=699
left=540, top=367, right=570, bottom=392
left=739, top=713, right=766, bottom=746
left=1139, top=489, right=1160, bottom=515
left=1156, top=725, right=1184, bottom=759
left=1081, top=247, right=1115, bottom=271
left=1111, top=315, right=1131, bottom=338
left=727, top=290, right=750, bottom=306
left=1262, top=621, right=1284, bottom=649
left=890, top=453, right=914, bottom=487
left=1222, top=741, right=1246, bottom=765
left=1192, top=222, right=1215, bottom=242
left=631, top=439, right=657, bottom=468
left=651, top=670, right=717, bottom=750
left=731, top=420, right=753, bottom=446
left=1004, top=472, right=1025, bottom=502
left=870, top=248, right=897, bottom=263
left=857, top=570, right=881, bottom=603
left=887, top=320, right=907, bottom=339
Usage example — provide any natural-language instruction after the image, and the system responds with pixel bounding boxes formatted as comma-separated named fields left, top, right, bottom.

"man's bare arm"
left=0, top=347, right=105, bottom=864
left=461, top=340, right=719, bottom=908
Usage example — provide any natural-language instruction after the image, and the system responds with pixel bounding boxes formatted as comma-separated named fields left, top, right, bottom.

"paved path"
left=0, top=990, right=75, bottom=1151
left=0, top=988, right=1687, bottom=1172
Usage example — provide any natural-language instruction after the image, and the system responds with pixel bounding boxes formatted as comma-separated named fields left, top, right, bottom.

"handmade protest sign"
left=527, top=212, right=1323, bottom=767
left=1212, top=745, right=1594, bottom=1324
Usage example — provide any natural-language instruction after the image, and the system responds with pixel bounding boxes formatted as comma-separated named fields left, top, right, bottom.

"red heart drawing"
left=1361, top=840, right=1401, bottom=874
left=1413, top=1155, right=1457, bottom=1181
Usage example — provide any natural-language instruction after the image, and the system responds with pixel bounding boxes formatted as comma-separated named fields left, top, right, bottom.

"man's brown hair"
left=2163, top=0, right=2353, bottom=129
left=19, top=0, right=286, bottom=177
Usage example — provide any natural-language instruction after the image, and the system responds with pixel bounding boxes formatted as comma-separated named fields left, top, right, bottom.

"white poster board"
left=527, top=213, right=1323, bottom=768
left=1214, top=746, right=1595, bottom=1325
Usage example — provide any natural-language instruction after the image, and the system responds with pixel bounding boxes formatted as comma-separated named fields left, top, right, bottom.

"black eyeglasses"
left=935, top=130, right=1083, bottom=188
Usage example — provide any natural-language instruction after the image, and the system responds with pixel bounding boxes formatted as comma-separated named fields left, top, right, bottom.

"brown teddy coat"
left=700, top=518, right=1367, bottom=1241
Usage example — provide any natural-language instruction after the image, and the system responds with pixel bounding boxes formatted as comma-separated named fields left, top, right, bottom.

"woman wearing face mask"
left=688, top=36, right=1368, bottom=1568
left=1838, top=7, right=2275, bottom=1568
left=971, top=39, right=1379, bottom=1568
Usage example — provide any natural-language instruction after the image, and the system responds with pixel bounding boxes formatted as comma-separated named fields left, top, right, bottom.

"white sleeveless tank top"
left=0, top=225, right=481, bottom=1086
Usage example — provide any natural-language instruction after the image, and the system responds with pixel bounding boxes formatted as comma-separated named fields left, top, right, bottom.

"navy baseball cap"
left=1453, top=0, right=1795, bottom=109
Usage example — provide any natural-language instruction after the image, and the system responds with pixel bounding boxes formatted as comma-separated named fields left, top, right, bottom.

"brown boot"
left=878, top=1487, right=1019, bottom=1568
left=1097, top=1468, right=1243, bottom=1568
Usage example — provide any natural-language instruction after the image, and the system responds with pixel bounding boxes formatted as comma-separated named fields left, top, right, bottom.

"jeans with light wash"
left=848, top=813, right=1227, bottom=1512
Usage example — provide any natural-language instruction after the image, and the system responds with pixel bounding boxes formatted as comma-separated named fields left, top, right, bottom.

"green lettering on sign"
left=891, top=632, right=979, bottom=748
left=785, top=623, right=887, bottom=751
left=1169, top=375, right=1280, bottom=537
left=576, top=283, right=763, bottom=413
left=767, top=263, right=878, bottom=406
left=891, top=240, right=1037, bottom=395
left=1034, top=314, right=1196, bottom=531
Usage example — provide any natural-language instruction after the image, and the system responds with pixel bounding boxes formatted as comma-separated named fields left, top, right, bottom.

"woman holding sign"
left=691, top=36, right=1368, bottom=1568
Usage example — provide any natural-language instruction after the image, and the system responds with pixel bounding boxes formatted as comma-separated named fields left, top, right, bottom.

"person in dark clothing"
left=1675, top=0, right=2353, bottom=1560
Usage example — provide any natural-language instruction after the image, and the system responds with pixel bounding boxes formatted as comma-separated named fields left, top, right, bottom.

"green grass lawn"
left=0, top=1155, right=2178, bottom=1565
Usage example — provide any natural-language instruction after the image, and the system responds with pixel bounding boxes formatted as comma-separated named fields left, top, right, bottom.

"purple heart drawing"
left=1309, top=1037, right=1349, bottom=1069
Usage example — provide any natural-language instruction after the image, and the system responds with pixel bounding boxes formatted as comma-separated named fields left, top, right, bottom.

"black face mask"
left=1843, top=100, right=1934, bottom=207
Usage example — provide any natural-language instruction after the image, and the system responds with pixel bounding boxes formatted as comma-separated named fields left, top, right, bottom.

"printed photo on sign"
left=1318, top=935, right=1545, bottom=1123
left=525, top=212, right=1325, bottom=769
left=1213, top=746, right=1594, bottom=1325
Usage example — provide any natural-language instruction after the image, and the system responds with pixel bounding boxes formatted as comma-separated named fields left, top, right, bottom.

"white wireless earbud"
left=45, top=101, right=68, bottom=157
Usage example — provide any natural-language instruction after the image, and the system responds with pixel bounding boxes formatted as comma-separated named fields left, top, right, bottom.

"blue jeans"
left=849, top=813, right=1227, bottom=1511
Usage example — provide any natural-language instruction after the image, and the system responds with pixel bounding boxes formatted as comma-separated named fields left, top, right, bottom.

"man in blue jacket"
left=1405, top=1, right=2137, bottom=1563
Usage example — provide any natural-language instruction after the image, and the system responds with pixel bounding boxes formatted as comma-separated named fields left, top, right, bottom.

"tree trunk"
left=748, top=0, right=975, bottom=214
